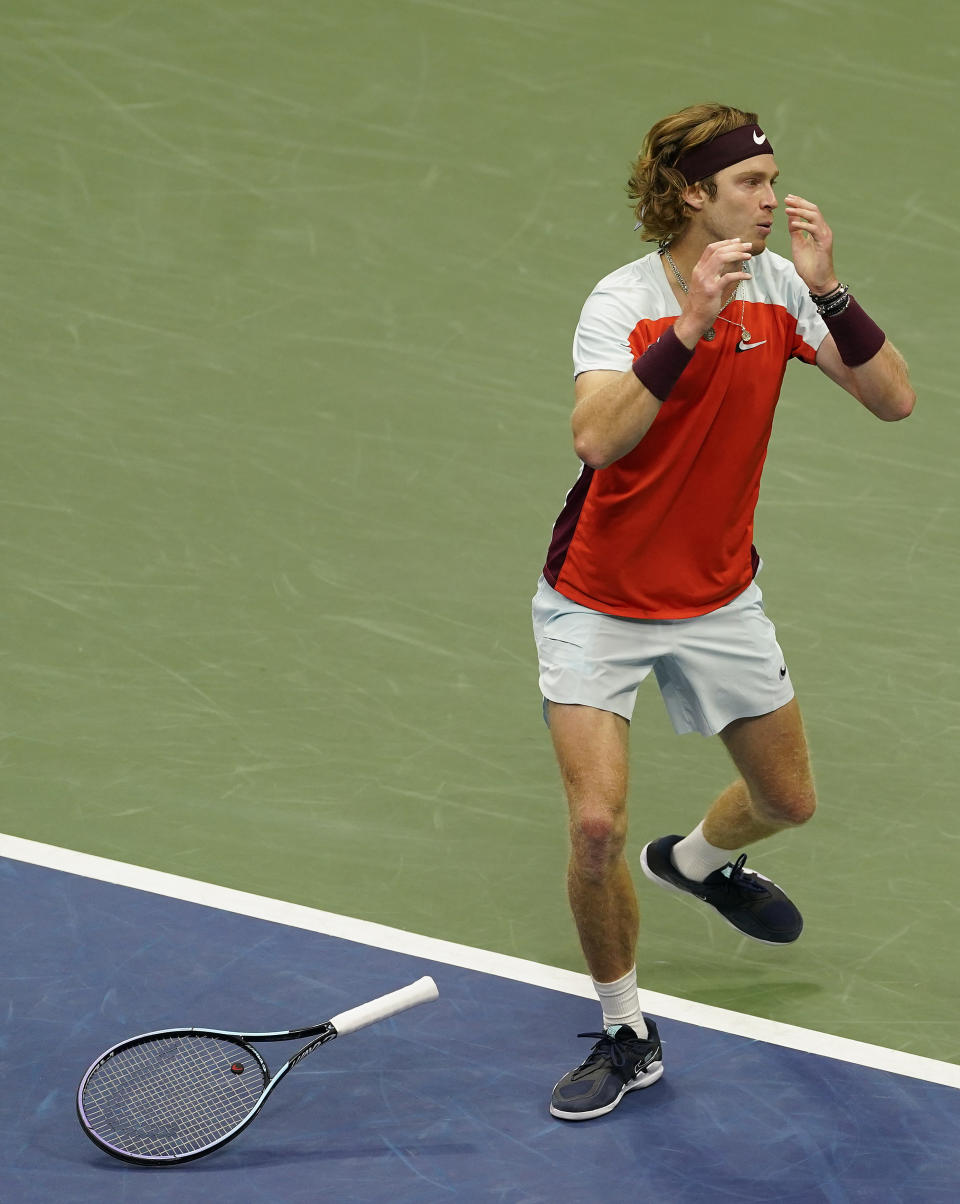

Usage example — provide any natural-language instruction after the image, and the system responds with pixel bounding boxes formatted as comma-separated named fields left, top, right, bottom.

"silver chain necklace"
left=661, top=247, right=751, bottom=343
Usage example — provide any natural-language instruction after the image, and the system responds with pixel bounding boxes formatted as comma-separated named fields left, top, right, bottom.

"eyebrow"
left=732, top=167, right=779, bottom=182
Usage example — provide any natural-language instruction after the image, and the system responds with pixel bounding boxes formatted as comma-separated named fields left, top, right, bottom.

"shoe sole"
left=639, top=843, right=795, bottom=946
left=549, top=1061, right=664, bottom=1121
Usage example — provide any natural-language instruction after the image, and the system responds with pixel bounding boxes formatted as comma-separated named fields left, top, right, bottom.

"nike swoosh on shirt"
left=736, top=339, right=767, bottom=352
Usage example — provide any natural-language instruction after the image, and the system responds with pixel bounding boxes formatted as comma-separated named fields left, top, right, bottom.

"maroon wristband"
left=631, top=326, right=695, bottom=401
left=822, top=296, right=886, bottom=367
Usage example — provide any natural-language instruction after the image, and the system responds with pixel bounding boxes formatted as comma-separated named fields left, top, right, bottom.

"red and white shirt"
left=543, top=248, right=828, bottom=619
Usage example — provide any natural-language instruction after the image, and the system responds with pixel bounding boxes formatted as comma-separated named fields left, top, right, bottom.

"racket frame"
left=76, top=975, right=438, bottom=1166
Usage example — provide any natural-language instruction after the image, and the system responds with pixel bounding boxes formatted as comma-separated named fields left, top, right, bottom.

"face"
left=689, top=154, right=779, bottom=255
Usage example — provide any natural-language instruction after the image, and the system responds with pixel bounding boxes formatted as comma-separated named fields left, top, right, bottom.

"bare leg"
left=547, top=702, right=637, bottom=984
left=705, top=698, right=817, bottom=849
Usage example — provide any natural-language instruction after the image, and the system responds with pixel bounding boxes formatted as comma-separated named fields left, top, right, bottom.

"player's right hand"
left=672, top=239, right=753, bottom=348
left=690, top=238, right=753, bottom=308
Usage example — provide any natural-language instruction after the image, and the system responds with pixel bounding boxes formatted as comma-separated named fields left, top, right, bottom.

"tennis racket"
left=76, top=974, right=439, bottom=1165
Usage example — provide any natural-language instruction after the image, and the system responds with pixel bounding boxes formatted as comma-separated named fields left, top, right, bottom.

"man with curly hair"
left=533, top=103, right=915, bottom=1121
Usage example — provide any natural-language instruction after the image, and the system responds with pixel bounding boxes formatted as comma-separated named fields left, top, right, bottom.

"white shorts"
left=532, top=575, right=795, bottom=737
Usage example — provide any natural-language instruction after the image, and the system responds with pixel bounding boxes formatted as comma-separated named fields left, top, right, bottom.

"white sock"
left=671, top=820, right=735, bottom=883
left=593, top=967, right=648, bottom=1038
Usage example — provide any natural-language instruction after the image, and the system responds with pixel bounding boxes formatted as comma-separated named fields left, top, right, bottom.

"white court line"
left=3, top=832, right=958, bottom=1091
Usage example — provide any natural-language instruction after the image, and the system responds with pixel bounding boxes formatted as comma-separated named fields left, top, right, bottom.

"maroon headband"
left=674, top=124, right=773, bottom=183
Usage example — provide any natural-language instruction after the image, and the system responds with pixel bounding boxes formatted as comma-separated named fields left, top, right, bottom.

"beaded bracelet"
left=809, top=282, right=849, bottom=315
left=818, top=293, right=851, bottom=319
left=810, top=282, right=847, bottom=303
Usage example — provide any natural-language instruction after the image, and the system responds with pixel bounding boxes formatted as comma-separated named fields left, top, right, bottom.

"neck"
left=661, top=230, right=706, bottom=282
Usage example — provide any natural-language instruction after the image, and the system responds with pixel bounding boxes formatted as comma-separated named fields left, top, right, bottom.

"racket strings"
left=81, top=1035, right=267, bottom=1160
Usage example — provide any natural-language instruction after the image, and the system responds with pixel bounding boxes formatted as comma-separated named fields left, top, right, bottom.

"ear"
left=681, top=183, right=707, bottom=213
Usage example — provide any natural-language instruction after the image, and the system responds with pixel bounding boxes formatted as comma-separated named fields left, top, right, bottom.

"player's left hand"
left=785, top=194, right=839, bottom=295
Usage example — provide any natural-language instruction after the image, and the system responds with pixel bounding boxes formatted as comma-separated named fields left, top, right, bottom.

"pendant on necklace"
left=742, top=329, right=751, bottom=342
left=702, top=328, right=716, bottom=342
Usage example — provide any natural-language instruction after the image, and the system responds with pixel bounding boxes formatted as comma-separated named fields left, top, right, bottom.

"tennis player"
left=533, top=103, right=915, bottom=1121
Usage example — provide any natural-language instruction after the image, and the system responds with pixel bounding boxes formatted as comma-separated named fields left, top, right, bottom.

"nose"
left=763, top=184, right=778, bottom=210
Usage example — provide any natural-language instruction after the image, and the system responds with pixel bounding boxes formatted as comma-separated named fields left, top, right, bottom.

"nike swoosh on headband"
left=674, top=125, right=774, bottom=184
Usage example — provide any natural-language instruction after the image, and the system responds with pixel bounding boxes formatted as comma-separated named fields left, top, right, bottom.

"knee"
left=753, top=783, right=817, bottom=828
left=569, top=807, right=628, bottom=882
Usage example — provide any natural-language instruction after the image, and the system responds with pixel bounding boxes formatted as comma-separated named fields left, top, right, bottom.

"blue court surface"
left=2, top=847, right=958, bottom=1204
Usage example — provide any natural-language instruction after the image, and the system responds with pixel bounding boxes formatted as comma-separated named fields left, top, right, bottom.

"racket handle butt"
left=330, top=975, right=439, bottom=1037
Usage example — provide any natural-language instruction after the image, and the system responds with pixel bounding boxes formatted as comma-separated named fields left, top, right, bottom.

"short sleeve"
left=572, top=290, right=637, bottom=377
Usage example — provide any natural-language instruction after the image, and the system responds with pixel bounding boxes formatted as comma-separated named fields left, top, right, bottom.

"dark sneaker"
left=550, top=1021, right=663, bottom=1121
left=640, top=834, right=803, bottom=944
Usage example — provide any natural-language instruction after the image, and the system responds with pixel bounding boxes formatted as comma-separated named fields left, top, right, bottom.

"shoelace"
left=573, top=1031, right=648, bottom=1078
left=722, top=853, right=768, bottom=895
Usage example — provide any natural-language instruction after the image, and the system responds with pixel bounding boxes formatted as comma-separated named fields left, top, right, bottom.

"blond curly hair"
left=627, top=103, right=760, bottom=244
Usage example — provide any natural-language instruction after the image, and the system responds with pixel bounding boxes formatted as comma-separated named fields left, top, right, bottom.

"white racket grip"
left=329, top=976, right=439, bottom=1038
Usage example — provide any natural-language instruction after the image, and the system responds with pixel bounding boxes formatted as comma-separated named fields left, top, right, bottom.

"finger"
left=785, top=198, right=825, bottom=230
left=706, top=238, right=754, bottom=252
left=788, top=217, right=827, bottom=241
left=787, top=208, right=825, bottom=234
left=702, top=240, right=753, bottom=266
left=709, top=258, right=752, bottom=276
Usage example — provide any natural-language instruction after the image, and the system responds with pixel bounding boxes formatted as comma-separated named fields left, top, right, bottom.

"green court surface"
left=3, top=1, right=958, bottom=1064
